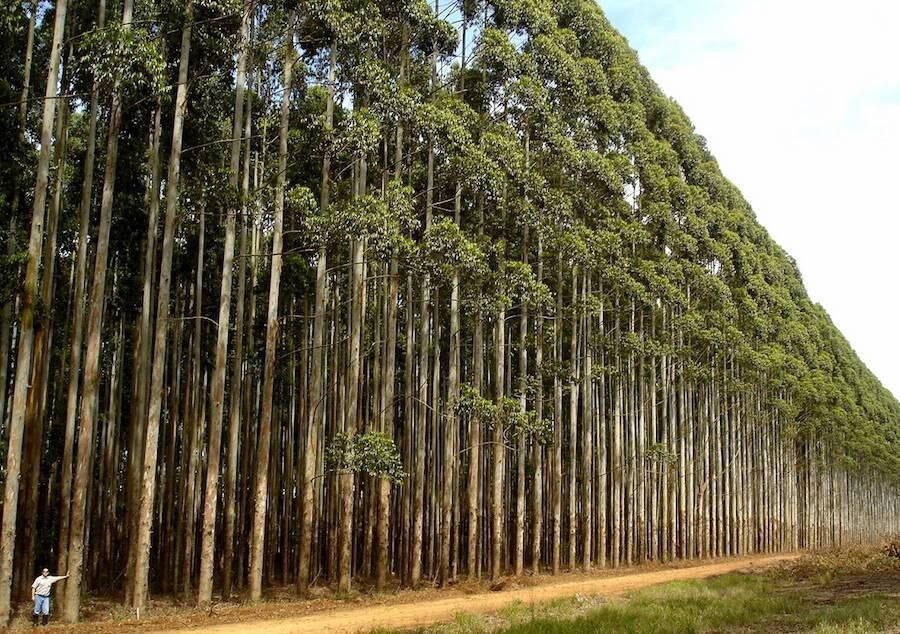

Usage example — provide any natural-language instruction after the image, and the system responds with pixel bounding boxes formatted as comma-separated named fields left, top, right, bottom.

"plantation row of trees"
left=1, top=0, right=899, bottom=625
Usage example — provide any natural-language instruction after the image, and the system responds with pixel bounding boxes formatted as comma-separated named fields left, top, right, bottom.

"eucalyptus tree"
left=56, top=0, right=108, bottom=588
left=248, top=5, right=296, bottom=602
left=132, top=0, right=196, bottom=614
left=0, top=0, right=70, bottom=621
left=63, top=0, right=156, bottom=618
left=196, top=0, right=252, bottom=606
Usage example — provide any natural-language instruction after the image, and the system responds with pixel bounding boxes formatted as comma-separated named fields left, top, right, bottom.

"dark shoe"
left=32, top=614, right=39, bottom=626
left=41, top=614, right=48, bottom=626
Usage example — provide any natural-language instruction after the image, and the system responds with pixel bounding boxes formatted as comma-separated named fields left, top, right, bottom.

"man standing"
left=31, top=568, right=68, bottom=626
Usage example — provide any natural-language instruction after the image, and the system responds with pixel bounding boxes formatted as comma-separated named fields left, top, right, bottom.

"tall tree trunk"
left=531, top=235, right=544, bottom=574
left=0, top=0, right=38, bottom=435
left=57, top=6, right=105, bottom=574
left=411, top=157, right=433, bottom=588
left=567, top=268, right=579, bottom=570
left=491, top=297, right=505, bottom=579
left=19, top=61, right=69, bottom=596
left=64, top=45, right=126, bottom=614
left=338, top=90, right=369, bottom=591
left=551, top=254, right=563, bottom=575
left=249, top=17, right=293, bottom=601
left=126, top=98, right=163, bottom=604
left=375, top=89, right=404, bottom=588
left=222, top=71, right=254, bottom=602
left=581, top=272, right=592, bottom=571
left=299, top=41, right=334, bottom=595
left=0, top=0, right=68, bottom=620
left=466, top=197, right=484, bottom=580
left=441, top=191, right=461, bottom=585
left=132, top=0, right=194, bottom=613
left=338, top=200, right=366, bottom=592
left=181, top=206, right=206, bottom=601
left=514, top=231, right=528, bottom=578
left=197, top=0, right=251, bottom=603
left=376, top=254, right=398, bottom=589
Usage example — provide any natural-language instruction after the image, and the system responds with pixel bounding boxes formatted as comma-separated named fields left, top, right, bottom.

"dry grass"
left=773, top=537, right=900, bottom=583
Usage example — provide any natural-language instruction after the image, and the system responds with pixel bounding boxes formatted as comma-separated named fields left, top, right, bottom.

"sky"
left=600, top=0, right=900, bottom=400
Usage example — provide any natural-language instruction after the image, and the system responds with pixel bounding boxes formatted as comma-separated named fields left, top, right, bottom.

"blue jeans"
left=33, top=594, right=49, bottom=615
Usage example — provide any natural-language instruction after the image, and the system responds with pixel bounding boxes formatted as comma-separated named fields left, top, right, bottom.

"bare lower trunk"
left=442, top=185, right=461, bottom=586
left=531, top=238, right=544, bottom=574
left=299, top=42, right=334, bottom=594
left=197, top=0, right=250, bottom=603
left=551, top=254, right=562, bottom=575
left=249, top=19, right=293, bottom=601
left=375, top=254, right=398, bottom=589
left=491, top=306, right=505, bottom=579
left=57, top=52, right=103, bottom=578
left=132, top=0, right=193, bottom=613
left=19, top=70, right=70, bottom=596
left=222, top=72, right=254, bottom=602
left=0, top=0, right=68, bottom=621
left=0, top=0, right=38, bottom=436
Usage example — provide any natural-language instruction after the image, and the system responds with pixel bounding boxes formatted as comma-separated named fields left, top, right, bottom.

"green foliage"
left=504, top=260, right=552, bottom=308
left=478, top=27, right=520, bottom=79
left=0, top=1, right=23, bottom=36
left=419, top=217, right=486, bottom=281
left=75, top=22, right=165, bottom=95
left=644, top=443, right=677, bottom=467
left=335, top=108, right=381, bottom=158
left=0, top=247, right=26, bottom=306
left=455, top=384, right=495, bottom=423
left=456, top=385, right=552, bottom=445
left=285, top=185, right=318, bottom=219
left=309, top=182, right=418, bottom=257
left=325, top=431, right=406, bottom=482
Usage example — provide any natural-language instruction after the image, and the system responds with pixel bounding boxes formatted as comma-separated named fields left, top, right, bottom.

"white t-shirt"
left=31, top=575, right=64, bottom=596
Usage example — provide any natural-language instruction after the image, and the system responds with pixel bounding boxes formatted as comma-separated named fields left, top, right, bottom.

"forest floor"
left=8, top=552, right=799, bottom=632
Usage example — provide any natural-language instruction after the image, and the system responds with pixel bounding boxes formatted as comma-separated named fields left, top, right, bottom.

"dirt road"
left=153, top=553, right=796, bottom=633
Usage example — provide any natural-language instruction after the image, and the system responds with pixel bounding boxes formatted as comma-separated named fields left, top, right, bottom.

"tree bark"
left=0, top=0, right=68, bottom=619
left=132, top=0, right=193, bottom=613
left=249, top=17, right=293, bottom=601
left=196, top=0, right=251, bottom=603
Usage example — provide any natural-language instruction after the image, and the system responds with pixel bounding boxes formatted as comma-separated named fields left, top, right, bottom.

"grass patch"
left=814, top=618, right=879, bottom=634
left=501, top=572, right=900, bottom=633
left=398, top=541, right=900, bottom=633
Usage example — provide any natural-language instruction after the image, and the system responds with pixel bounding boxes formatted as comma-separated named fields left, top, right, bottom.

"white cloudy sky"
left=601, top=0, right=900, bottom=399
